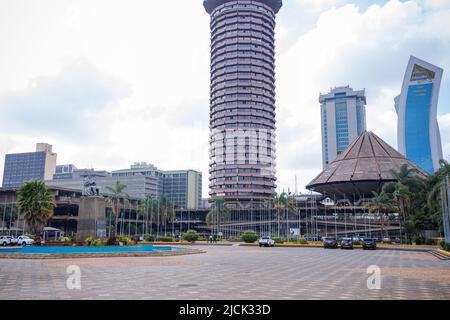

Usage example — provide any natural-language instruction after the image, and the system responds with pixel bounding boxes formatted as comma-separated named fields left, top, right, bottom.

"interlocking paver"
left=0, top=246, right=449, bottom=300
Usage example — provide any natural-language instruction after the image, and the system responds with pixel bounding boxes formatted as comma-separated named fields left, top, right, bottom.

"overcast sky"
left=0, top=0, right=449, bottom=197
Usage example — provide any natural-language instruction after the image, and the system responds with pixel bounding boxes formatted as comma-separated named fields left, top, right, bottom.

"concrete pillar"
left=76, top=196, right=107, bottom=241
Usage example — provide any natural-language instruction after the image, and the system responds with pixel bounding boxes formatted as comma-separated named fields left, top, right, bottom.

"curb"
left=0, top=249, right=205, bottom=260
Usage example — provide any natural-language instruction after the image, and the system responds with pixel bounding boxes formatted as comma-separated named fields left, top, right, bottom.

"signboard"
left=96, top=220, right=107, bottom=238
left=290, top=228, right=300, bottom=236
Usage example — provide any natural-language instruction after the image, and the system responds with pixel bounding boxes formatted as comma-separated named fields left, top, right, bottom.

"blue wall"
left=404, top=83, right=434, bottom=173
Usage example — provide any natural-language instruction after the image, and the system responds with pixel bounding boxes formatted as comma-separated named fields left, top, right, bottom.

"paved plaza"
left=0, top=245, right=449, bottom=300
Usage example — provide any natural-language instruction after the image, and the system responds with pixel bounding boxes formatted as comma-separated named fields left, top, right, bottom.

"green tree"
left=427, top=159, right=450, bottom=237
left=182, top=230, right=199, bottom=242
left=16, top=180, right=56, bottom=244
left=105, top=180, right=128, bottom=240
left=369, top=191, right=397, bottom=239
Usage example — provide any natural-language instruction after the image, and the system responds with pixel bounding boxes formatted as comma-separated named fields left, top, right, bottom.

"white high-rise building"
left=320, top=86, right=367, bottom=168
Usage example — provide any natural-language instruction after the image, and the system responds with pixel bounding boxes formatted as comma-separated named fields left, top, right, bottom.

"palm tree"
left=427, top=159, right=450, bottom=241
left=140, top=195, right=158, bottom=235
left=369, top=191, right=397, bottom=239
left=273, top=192, right=297, bottom=239
left=17, top=180, right=56, bottom=244
left=206, top=198, right=230, bottom=237
left=105, top=180, right=128, bottom=240
left=390, top=164, right=419, bottom=185
left=392, top=183, right=412, bottom=242
left=428, top=160, right=450, bottom=208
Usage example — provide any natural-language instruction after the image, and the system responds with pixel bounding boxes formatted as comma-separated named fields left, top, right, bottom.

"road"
left=0, top=245, right=449, bottom=300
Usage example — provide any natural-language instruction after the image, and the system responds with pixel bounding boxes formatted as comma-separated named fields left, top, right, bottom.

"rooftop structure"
left=307, top=131, right=428, bottom=196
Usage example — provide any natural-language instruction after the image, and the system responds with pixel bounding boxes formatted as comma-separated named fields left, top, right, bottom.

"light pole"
left=442, top=175, right=450, bottom=244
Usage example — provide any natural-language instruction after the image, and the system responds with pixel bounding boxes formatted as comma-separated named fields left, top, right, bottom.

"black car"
left=340, top=238, right=354, bottom=250
left=323, top=237, right=338, bottom=249
left=362, top=238, right=377, bottom=250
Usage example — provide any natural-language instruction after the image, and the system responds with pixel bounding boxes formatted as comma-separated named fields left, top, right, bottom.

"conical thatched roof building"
left=306, top=131, right=428, bottom=196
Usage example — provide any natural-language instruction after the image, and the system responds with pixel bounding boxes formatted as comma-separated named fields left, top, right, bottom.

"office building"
left=163, top=170, right=202, bottom=210
left=204, top=0, right=282, bottom=202
left=395, top=56, right=444, bottom=174
left=2, top=143, right=57, bottom=188
left=320, top=86, right=367, bottom=168
left=47, top=168, right=159, bottom=200
left=53, top=164, right=78, bottom=180
left=112, top=162, right=164, bottom=193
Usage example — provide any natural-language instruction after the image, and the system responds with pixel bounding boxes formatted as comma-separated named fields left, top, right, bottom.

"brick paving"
left=0, top=246, right=449, bottom=300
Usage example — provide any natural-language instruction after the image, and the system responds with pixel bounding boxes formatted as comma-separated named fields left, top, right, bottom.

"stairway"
left=429, top=250, right=450, bottom=260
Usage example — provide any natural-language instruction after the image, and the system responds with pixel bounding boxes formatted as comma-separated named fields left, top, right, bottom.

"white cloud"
left=276, top=0, right=450, bottom=193
left=0, top=0, right=449, bottom=197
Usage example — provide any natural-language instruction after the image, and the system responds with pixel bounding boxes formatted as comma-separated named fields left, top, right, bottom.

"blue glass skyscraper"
left=395, top=56, right=443, bottom=174
left=320, top=86, right=367, bottom=168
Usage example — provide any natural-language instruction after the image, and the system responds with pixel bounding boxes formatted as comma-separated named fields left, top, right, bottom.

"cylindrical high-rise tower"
left=204, top=0, right=282, bottom=203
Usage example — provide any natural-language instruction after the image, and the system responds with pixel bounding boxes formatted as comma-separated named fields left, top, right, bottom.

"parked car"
left=382, top=237, right=392, bottom=243
left=17, top=235, right=34, bottom=246
left=340, top=237, right=354, bottom=250
left=259, top=236, right=275, bottom=247
left=362, top=238, right=377, bottom=250
left=323, top=237, right=338, bottom=249
left=0, top=236, right=13, bottom=246
left=10, top=236, right=19, bottom=245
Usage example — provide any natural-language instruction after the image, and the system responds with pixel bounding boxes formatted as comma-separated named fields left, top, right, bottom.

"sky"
left=0, top=0, right=449, bottom=197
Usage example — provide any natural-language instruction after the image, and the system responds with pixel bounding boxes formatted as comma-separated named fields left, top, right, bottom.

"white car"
left=0, top=236, right=13, bottom=246
left=17, top=236, right=34, bottom=246
left=259, top=236, right=275, bottom=247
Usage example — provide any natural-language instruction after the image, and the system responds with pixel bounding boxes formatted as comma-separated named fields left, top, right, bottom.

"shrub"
left=106, top=237, right=117, bottom=246
left=92, top=239, right=104, bottom=247
left=144, top=234, right=155, bottom=242
left=183, top=230, right=199, bottom=242
left=241, top=231, right=258, bottom=243
left=61, top=237, right=72, bottom=243
left=299, top=237, right=308, bottom=245
left=425, top=238, right=436, bottom=246
left=25, top=233, right=35, bottom=240
left=441, top=241, right=450, bottom=252
left=272, top=237, right=284, bottom=244
left=412, top=236, right=425, bottom=245
left=84, top=237, right=94, bottom=246
left=117, top=235, right=133, bottom=246
left=158, top=236, right=173, bottom=242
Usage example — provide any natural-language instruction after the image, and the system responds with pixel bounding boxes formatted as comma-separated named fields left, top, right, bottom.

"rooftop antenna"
left=295, top=175, right=298, bottom=195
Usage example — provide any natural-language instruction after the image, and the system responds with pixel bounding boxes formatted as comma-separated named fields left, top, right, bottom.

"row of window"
left=212, top=25, right=274, bottom=43
left=211, top=78, right=275, bottom=91
left=211, top=88, right=274, bottom=100
left=211, top=63, right=274, bottom=78
left=212, top=3, right=275, bottom=19
left=211, top=93, right=275, bottom=106
left=211, top=184, right=274, bottom=190
left=211, top=56, right=274, bottom=71
left=212, top=43, right=274, bottom=59
left=211, top=176, right=274, bottom=183
left=210, top=168, right=273, bottom=175
left=211, top=71, right=274, bottom=87
left=212, top=23, right=274, bottom=43
left=212, top=109, right=274, bottom=120
left=211, top=13, right=275, bottom=31
left=212, top=29, right=274, bottom=46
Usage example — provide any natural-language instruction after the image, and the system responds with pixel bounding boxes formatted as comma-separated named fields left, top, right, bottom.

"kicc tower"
left=204, top=0, right=282, bottom=204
